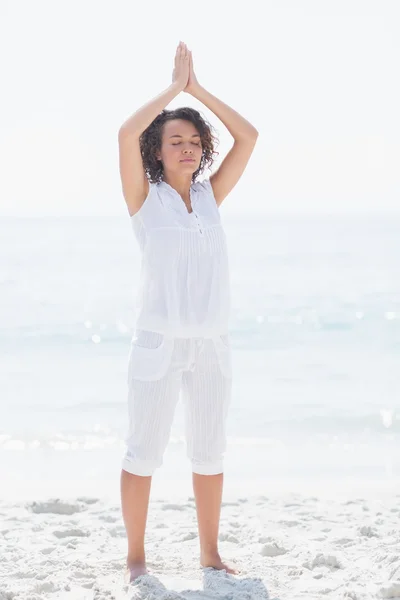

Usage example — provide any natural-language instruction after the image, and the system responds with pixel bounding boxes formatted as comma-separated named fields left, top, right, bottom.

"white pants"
left=121, top=330, right=232, bottom=477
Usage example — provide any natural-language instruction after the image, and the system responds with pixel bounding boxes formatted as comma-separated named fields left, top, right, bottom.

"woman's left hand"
left=184, top=50, right=201, bottom=94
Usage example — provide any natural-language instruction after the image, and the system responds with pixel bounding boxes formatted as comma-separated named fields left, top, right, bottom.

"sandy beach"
left=1, top=481, right=399, bottom=600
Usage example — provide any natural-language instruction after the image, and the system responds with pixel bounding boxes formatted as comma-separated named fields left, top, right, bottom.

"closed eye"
left=172, top=142, right=201, bottom=146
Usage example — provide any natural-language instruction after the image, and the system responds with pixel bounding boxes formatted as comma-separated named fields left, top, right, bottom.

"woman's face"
left=156, top=119, right=202, bottom=176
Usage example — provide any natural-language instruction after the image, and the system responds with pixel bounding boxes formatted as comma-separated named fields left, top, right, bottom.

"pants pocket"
left=212, top=334, right=233, bottom=379
left=127, top=330, right=174, bottom=382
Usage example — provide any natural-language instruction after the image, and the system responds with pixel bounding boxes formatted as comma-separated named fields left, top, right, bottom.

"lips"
left=180, top=159, right=195, bottom=163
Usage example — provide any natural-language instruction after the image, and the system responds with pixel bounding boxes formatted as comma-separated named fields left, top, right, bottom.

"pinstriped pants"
left=121, top=329, right=233, bottom=477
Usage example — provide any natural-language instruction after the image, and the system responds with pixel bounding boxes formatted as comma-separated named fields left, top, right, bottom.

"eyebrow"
left=168, top=134, right=201, bottom=139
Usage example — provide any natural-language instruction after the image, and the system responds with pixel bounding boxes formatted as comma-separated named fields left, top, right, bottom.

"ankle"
left=127, top=551, right=146, bottom=566
left=200, top=548, right=219, bottom=560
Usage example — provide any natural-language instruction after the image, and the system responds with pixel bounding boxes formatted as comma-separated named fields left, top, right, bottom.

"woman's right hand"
left=172, top=41, right=190, bottom=91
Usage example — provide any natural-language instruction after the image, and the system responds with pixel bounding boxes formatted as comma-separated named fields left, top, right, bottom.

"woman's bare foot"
left=125, top=561, right=148, bottom=583
left=200, top=551, right=240, bottom=575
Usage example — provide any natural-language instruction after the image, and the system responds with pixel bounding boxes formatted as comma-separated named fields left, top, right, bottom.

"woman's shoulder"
left=193, top=178, right=219, bottom=211
left=128, top=181, right=159, bottom=223
left=193, top=177, right=212, bottom=193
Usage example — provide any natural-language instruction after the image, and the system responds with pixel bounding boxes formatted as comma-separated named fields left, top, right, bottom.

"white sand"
left=1, top=484, right=400, bottom=600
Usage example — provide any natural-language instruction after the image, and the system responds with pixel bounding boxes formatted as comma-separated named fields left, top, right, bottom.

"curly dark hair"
left=139, top=107, right=219, bottom=184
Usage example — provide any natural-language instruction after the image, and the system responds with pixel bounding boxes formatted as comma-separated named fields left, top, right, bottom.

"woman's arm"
left=118, top=83, right=180, bottom=216
left=183, top=50, right=258, bottom=205
left=184, top=53, right=258, bottom=204
left=118, top=42, right=190, bottom=216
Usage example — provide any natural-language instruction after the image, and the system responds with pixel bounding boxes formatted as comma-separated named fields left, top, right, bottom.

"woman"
left=118, top=41, right=258, bottom=583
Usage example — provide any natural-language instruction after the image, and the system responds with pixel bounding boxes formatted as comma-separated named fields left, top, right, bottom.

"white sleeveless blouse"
left=130, top=178, right=231, bottom=338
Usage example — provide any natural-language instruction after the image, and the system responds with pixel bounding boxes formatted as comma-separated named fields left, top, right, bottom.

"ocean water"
left=1, top=212, right=400, bottom=500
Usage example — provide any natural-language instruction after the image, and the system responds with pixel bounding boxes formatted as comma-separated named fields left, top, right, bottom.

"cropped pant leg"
left=182, top=336, right=233, bottom=475
left=122, top=331, right=181, bottom=477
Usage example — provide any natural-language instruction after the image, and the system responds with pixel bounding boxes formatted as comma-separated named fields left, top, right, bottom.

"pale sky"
left=0, top=0, right=399, bottom=217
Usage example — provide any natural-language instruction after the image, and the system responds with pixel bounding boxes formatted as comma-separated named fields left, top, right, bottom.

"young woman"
left=118, top=41, right=258, bottom=583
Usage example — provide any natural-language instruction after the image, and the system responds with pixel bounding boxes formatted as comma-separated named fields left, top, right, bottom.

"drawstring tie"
left=189, top=338, right=205, bottom=371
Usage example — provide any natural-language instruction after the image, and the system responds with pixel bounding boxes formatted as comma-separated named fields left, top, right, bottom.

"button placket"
left=193, top=211, right=203, bottom=235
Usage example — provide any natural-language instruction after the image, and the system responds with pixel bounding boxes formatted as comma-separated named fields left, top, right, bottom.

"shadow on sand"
left=127, top=567, right=277, bottom=599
